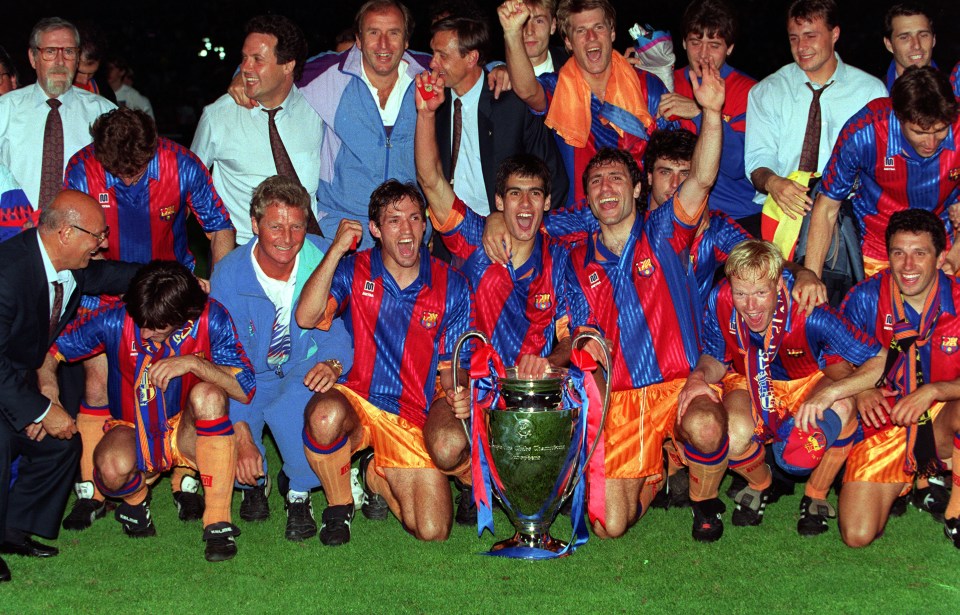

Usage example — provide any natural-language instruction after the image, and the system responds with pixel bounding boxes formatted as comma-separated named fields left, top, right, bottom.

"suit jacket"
left=0, top=229, right=139, bottom=431
left=436, top=74, right=568, bottom=211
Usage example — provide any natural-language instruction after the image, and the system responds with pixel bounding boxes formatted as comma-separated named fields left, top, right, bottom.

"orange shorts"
left=336, top=384, right=437, bottom=470
left=844, top=402, right=945, bottom=484
left=862, top=255, right=888, bottom=278
left=722, top=371, right=824, bottom=431
left=604, top=379, right=686, bottom=481
left=104, top=413, right=193, bottom=471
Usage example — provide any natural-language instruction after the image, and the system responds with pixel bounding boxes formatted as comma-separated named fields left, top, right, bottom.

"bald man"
left=0, top=190, right=138, bottom=582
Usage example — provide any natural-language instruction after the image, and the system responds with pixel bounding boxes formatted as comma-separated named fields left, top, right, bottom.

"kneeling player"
left=295, top=181, right=472, bottom=546
left=44, top=261, right=255, bottom=561
left=839, top=210, right=960, bottom=548
left=415, top=77, right=571, bottom=525
left=678, top=240, right=884, bottom=541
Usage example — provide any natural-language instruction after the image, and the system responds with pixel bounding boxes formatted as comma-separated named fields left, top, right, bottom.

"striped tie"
left=266, top=304, right=291, bottom=378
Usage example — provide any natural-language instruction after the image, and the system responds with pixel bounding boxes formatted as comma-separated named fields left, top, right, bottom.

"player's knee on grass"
left=594, top=479, right=641, bottom=539
left=840, top=516, right=882, bottom=548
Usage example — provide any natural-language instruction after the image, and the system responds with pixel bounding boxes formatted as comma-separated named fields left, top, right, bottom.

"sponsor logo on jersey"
left=588, top=271, right=601, bottom=288
left=98, top=193, right=110, bottom=205
left=363, top=280, right=376, bottom=297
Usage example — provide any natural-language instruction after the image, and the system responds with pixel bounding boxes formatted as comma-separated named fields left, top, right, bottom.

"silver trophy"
left=453, top=330, right=610, bottom=556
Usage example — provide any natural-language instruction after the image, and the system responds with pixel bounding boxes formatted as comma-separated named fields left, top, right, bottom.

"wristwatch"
left=324, top=358, right=343, bottom=377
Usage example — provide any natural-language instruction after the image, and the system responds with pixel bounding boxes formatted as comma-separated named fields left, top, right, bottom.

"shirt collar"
left=36, top=231, right=71, bottom=284
left=248, top=84, right=299, bottom=118
left=370, top=245, right=432, bottom=289
left=30, top=82, right=78, bottom=106
left=104, top=149, right=160, bottom=189
left=452, top=70, right=484, bottom=107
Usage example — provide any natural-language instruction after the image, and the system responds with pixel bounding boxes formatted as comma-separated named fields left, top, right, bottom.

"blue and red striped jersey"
left=565, top=198, right=702, bottom=391
left=690, top=212, right=751, bottom=309
left=703, top=271, right=880, bottom=380
left=538, top=67, right=671, bottom=207
left=436, top=196, right=569, bottom=366
left=673, top=64, right=759, bottom=219
left=949, top=61, right=959, bottom=99
left=52, top=300, right=256, bottom=422
left=842, top=270, right=960, bottom=385
left=543, top=200, right=748, bottom=312
left=319, top=246, right=472, bottom=429
left=819, top=98, right=960, bottom=262
left=64, top=137, right=233, bottom=270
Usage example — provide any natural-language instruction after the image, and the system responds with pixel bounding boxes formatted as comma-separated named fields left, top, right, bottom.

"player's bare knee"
left=95, top=451, right=137, bottom=490
left=840, top=521, right=879, bottom=548
left=187, top=382, right=229, bottom=421
left=425, top=431, right=468, bottom=472
left=681, top=400, right=727, bottom=452
left=414, top=515, right=451, bottom=542
left=304, top=398, right=347, bottom=444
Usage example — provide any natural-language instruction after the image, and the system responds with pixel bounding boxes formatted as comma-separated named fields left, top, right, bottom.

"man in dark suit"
left=0, top=190, right=138, bottom=582
left=429, top=15, right=567, bottom=216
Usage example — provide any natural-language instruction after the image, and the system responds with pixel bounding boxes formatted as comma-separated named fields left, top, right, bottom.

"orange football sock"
left=303, top=433, right=353, bottom=507
left=195, top=433, right=237, bottom=526
left=77, top=407, right=108, bottom=500
left=729, top=441, right=772, bottom=491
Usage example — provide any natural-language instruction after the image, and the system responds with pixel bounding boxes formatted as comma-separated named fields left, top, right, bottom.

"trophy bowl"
left=454, top=331, right=610, bottom=558
left=488, top=367, right=576, bottom=552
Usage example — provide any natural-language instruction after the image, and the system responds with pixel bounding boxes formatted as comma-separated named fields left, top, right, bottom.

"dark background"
left=3, top=0, right=959, bottom=145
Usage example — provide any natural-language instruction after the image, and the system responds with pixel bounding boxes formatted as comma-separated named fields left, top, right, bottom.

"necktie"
left=264, top=107, right=300, bottom=184
left=266, top=304, right=291, bottom=378
left=449, top=98, right=463, bottom=184
left=39, top=99, right=64, bottom=209
left=797, top=81, right=833, bottom=173
left=263, top=107, right=322, bottom=236
left=49, top=281, right=63, bottom=340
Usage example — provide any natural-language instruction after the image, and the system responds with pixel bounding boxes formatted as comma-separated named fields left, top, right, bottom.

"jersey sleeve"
left=818, top=105, right=873, bottom=201
left=435, top=196, right=483, bottom=261
left=179, top=150, right=233, bottom=232
left=543, top=199, right=599, bottom=244
left=806, top=305, right=881, bottom=366
left=701, top=286, right=732, bottom=365
left=0, top=165, right=36, bottom=242
left=710, top=213, right=751, bottom=262
left=438, top=270, right=473, bottom=363
left=52, top=306, right=118, bottom=363
left=839, top=279, right=879, bottom=332
left=207, top=300, right=256, bottom=401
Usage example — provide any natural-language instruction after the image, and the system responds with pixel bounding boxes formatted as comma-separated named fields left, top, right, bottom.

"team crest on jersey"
left=723, top=114, right=732, bottom=123
left=588, top=271, right=601, bottom=288
left=98, top=193, right=110, bottom=205
left=786, top=348, right=805, bottom=358
left=420, top=311, right=439, bottom=329
left=534, top=293, right=552, bottom=311
left=159, top=205, right=176, bottom=221
left=940, top=336, right=958, bottom=355
left=362, top=280, right=376, bottom=297
left=949, top=168, right=960, bottom=182
left=804, top=431, right=827, bottom=454
left=636, top=258, right=655, bottom=277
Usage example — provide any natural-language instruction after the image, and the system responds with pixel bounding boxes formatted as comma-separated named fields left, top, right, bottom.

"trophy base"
left=487, top=532, right=570, bottom=559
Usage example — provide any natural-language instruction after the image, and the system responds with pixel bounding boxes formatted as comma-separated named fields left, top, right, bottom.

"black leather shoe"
left=0, top=537, right=59, bottom=558
left=0, top=555, right=10, bottom=582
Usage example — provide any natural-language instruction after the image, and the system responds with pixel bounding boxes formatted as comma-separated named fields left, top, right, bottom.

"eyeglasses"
left=71, top=224, right=109, bottom=244
left=34, top=46, right=79, bottom=61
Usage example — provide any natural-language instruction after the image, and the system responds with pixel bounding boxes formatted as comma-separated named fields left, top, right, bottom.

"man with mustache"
left=0, top=17, right=115, bottom=209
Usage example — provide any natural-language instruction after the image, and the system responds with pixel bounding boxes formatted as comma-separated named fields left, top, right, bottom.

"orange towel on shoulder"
left=545, top=52, right=655, bottom=148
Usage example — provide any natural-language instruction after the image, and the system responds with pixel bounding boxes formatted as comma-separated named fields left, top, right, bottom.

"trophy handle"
left=452, top=330, right=491, bottom=440
left=564, top=330, right=612, bottom=499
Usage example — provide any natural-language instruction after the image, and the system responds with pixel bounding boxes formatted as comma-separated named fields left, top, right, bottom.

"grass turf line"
left=2, top=437, right=958, bottom=614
